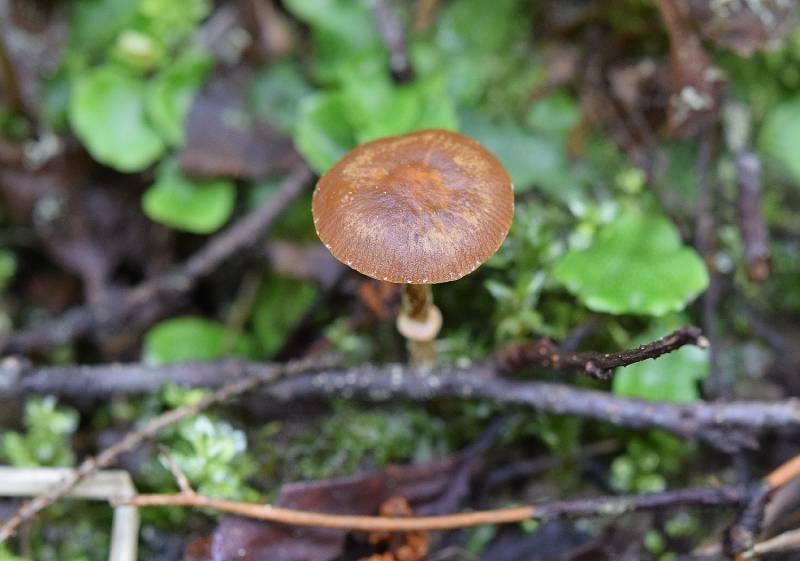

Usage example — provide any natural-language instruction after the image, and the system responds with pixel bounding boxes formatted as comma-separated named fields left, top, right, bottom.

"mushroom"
left=312, top=129, right=514, bottom=364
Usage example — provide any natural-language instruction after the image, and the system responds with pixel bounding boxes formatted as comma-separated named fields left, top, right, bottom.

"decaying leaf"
left=179, top=73, right=300, bottom=181
left=184, top=428, right=497, bottom=561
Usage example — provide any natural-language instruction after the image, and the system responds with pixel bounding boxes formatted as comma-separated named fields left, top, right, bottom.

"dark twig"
left=0, top=355, right=333, bottom=543
left=1, top=163, right=314, bottom=355
left=727, top=454, right=800, bottom=555
left=265, top=368, right=795, bottom=451
left=370, top=0, right=414, bottom=82
left=7, top=359, right=800, bottom=452
left=695, top=132, right=728, bottom=398
left=5, top=326, right=705, bottom=395
left=500, top=325, right=708, bottom=380
left=0, top=19, right=28, bottom=121
left=736, top=152, right=770, bottom=283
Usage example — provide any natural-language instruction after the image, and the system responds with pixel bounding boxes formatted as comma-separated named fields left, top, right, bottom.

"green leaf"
left=0, top=250, right=16, bottom=292
left=424, top=0, right=526, bottom=106
left=437, top=0, right=524, bottom=55
left=344, top=76, right=458, bottom=144
left=283, top=0, right=383, bottom=84
left=613, top=318, right=709, bottom=402
left=136, top=0, right=212, bottom=49
left=283, top=0, right=378, bottom=49
left=758, top=98, right=800, bottom=186
left=0, top=544, right=32, bottom=561
left=142, top=159, right=235, bottom=233
left=526, top=92, right=580, bottom=136
left=143, top=316, right=254, bottom=365
left=251, top=274, right=318, bottom=356
left=248, top=60, right=314, bottom=134
left=146, top=53, right=212, bottom=145
left=460, top=111, right=568, bottom=191
left=67, top=0, right=139, bottom=60
left=553, top=212, right=709, bottom=316
left=69, top=65, right=166, bottom=172
left=344, top=79, right=420, bottom=143
left=294, top=92, right=358, bottom=174
left=1, top=397, right=78, bottom=467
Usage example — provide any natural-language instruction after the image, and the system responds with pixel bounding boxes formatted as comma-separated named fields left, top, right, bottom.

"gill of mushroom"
left=312, top=129, right=514, bottom=366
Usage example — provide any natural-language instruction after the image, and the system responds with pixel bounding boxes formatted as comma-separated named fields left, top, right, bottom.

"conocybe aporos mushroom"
left=312, top=129, right=514, bottom=364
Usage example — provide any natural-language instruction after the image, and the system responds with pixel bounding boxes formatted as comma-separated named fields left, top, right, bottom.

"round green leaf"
left=142, top=159, right=235, bottom=233
left=143, top=316, right=254, bottom=366
left=552, top=212, right=709, bottom=316
left=70, top=65, right=165, bottom=172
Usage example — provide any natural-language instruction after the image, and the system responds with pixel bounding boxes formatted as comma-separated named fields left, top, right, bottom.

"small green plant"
left=140, top=384, right=258, bottom=500
left=609, top=432, right=692, bottom=494
left=553, top=211, right=709, bottom=316
left=284, top=402, right=449, bottom=480
left=1, top=397, right=79, bottom=467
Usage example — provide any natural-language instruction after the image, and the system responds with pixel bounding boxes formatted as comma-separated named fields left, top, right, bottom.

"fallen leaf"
left=179, top=73, right=300, bottom=181
left=185, top=427, right=500, bottom=561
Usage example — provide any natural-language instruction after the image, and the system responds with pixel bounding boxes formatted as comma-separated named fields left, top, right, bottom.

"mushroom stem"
left=404, top=284, right=432, bottom=321
left=397, top=284, right=442, bottom=366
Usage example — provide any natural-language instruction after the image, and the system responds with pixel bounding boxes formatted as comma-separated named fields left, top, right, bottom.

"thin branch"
left=265, top=368, right=798, bottom=451
left=728, top=453, right=800, bottom=554
left=695, top=131, right=728, bottom=398
left=736, top=152, right=770, bottom=283
left=157, top=447, right=194, bottom=496
left=764, top=454, right=800, bottom=490
left=0, top=356, right=332, bottom=543
left=3, top=326, right=707, bottom=396
left=501, top=325, right=707, bottom=380
left=7, top=359, right=800, bottom=452
left=743, top=527, right=800, bottom=559
left=371, top=0, right=414, bottom=82
left=0, top=163, right=314, bottom=355
left=0, top=19, right=28, bottom=121
left=125, top=485, right=744, bottom=532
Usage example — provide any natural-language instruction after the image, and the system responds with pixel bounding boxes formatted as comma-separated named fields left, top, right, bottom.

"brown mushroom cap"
left=312, top=129, right=514, bottom=284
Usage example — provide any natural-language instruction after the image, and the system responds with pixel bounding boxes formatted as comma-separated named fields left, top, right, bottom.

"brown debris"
left=361, top=497, right=430, bottom=561
left=0, top=142, right=172, bottom=305
left=656, top=0, right=727, bottom=138
left=683, top=0, right=797, bottom=57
